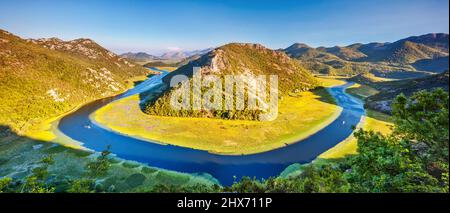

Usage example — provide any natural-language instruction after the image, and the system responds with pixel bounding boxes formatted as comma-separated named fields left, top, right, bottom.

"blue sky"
left=0, top=0, right=448, bottom=55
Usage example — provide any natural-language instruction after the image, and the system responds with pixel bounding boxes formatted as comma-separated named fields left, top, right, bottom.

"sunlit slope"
left=143, top=43, right=319, bottom=121
left=284, top=33, right=449, bottom=76
left=0, top=29, right=148, bottom=132
left=94, top=86, right=341, bottom=155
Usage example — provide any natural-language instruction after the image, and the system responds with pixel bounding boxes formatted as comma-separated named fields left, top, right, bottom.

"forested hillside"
left=143, top=43, right=318, bottom=121
left=0, top=29, right=148, bottom=132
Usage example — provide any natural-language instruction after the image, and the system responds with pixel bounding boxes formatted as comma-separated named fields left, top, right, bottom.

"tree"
left=346, top=89, right=449, bottom=192
left=0, top=177, right=12, bottom=193
left=86, top=145, right=112, bottom=178
left=347, top=130, right=441, bottom=192
left=67, top=179, right=95, bottom=193
left=392, top=89, right=449, bottom=176
left=21, top=155, right=55, bottom=193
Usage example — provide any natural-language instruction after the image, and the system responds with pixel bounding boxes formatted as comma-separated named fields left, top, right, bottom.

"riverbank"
left=0, top=133, right=219, bottom=191
left=23, top=103, right=86, bottom=150
left=22, top=73, right=156, bottom=150
left=91, top=77, right=346, bottom=155
left=0, top=73, right=218, bottom=191
left=318, top=82, right=393, bottom=159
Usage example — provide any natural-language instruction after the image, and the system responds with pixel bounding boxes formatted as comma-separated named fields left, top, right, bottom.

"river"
left=58, top=68, right=365, bottom=185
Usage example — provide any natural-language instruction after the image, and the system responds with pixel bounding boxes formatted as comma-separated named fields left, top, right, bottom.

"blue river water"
left=58, top=69, right=365, bottom=185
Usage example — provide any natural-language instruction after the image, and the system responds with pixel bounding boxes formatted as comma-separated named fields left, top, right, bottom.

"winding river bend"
left=58, top=69, right=365, bottom=185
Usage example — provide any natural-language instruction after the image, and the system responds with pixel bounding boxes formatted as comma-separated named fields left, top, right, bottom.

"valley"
left=52, top=71, right=364, bottom=185
left=0, top=28, right=448, bottom=192
left=92, top=77, right=342, bottom=155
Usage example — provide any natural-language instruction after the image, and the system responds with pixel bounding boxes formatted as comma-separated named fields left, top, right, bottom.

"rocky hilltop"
left=143, top=43, right=318, bottom=121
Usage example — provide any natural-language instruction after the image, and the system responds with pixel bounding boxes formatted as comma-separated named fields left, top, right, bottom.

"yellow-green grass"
left=153, top=66, right=179, bottom=72
left=366, top=74, right=396, bottom=82
left=346, top=83, right=379, bottom=99
left=315, top=76, right=347, bottom=87
left=22, top=75, right=151, bottom=150
left=319, top=82, right=392, bottom=159
left=23, top=104, right=86, bottom=150
left=93, top=87, right=342, bottom=155
left=319, top=109, right=393, bottom=159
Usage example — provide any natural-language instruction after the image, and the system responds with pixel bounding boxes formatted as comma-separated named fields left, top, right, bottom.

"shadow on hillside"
left=137, top=84, right=167, bottom=113
left=133, top=73, right=158, bottom=87
left=312, top=87, right=339, bottom=105
left=0, top=125, right=97, bottom=187
left=0, top=125, right=93, bottom=161
left=0, top=125, right=215, bottom=192
left=364, top=109, right=394, bottom=124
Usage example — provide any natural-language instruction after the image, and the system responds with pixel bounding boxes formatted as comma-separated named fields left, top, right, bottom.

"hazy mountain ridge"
left=121, top=48, right=214, bottom=65
left=159, top=48, right=215, bottom=60
left=0, top=29, right=148, bottom=132
left=119, top=52, right=161, bottom=63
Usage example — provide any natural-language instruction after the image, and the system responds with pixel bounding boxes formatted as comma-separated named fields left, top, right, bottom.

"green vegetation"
left=20, top=155, right=56, bottom=193
left=0, top=126, right=218, bottom=193
left=284, top=33, right=448, bottom=77
left=319, top=109, right=394, bottom=159
left=142, top=89, right=448, bottom=192
left=346, top=83, right=379, bottom=100
left=347, top=71, right=449, bottom=113
left=93, top=78, right=341, bottom=155
left=1, top=28, right=448, bottom=193
left=0, top=29, right=148, bottom=133
left=143, top=43, right=319, bottom=121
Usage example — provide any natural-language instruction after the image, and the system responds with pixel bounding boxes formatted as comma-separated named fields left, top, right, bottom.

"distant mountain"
left=285, top=43, right=338, bottom=60
left=143, top=43, right=318, bottom=121
left=396, top=33, right=449, bottom=52
left=321, top=44, right=367, bottom=61
left=160, top=51, right=187, bottom=60
left=184, top=47, right=215, bottom=57
left=284, top=33, right=449, bottom=76
left=119, top=52, right=161, bottom=63
left=144, top=54, right=203, bottom=68
left=159, top=48, right=214, bottom=60
left=0, top=29, right=148, bottom=132
left=143, top=48, right=215, bottom=67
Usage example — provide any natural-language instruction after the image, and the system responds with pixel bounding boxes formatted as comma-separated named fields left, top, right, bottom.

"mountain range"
left=120, top=48, right=215, bottom=63
left=283, top=33, right=449, bottom=76
left=119, top=52, right=161, bottom=63
left=1, top=28, right=448, bottom=130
